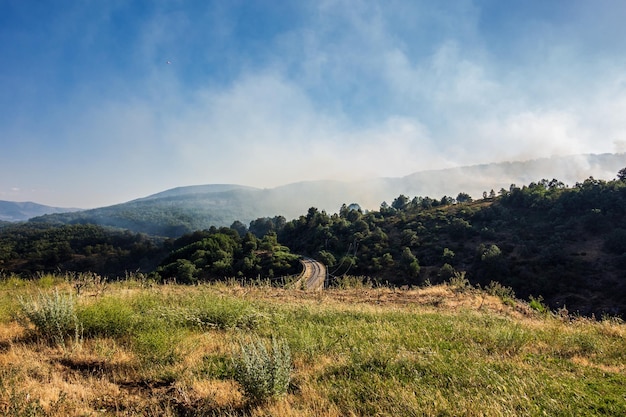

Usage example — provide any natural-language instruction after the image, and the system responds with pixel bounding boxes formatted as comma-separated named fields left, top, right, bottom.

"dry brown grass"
left=1, top=279, right=624, bottom=416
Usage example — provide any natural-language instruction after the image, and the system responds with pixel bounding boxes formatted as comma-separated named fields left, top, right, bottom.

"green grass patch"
left=132, top=326, right=189, bottom=367
left=77, top=295, right=138, bottom=338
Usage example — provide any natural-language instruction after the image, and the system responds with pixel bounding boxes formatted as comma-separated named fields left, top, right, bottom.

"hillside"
left=26, top=153, right=626, bottom=237
left=272, top=175, right=626, bottom=317
left=394, top=152, right=626, bottom=199
left=0, top=200, right=79, bottom=222
left=3, top=167, right=626, bottom=316
left=0, top=223, right=166, bottom=276
left=1, top=277, right=624, bottom=416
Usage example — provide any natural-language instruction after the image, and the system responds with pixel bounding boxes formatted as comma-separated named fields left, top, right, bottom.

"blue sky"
left=2, top=0, right=626, bottom=208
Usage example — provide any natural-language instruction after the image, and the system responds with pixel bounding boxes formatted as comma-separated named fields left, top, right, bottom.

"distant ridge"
left=389, top=153, right=626, bottom=203
left=134, top=184, right=259, bottom=201
left=0, top=200, right=80, bottom=222
left=22, top=153, right=626, bottom=236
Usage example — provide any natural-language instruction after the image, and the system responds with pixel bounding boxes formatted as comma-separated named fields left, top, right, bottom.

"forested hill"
left=3, top=171, right=626, bottom=317
left=0, top=223, right=166, bottom=275
left=29, top=187, right=267, bottom=238
left=268, top=175, right=626, bottom=317
left=25, top=153, right=626, bottom=237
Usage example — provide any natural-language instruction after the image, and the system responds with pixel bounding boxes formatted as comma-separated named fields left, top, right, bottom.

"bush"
left=486, top=281, right=516, bottom=304
left=18, top=289, right=82, bottom=346
left=438, top=263, right=456, bottom=281
left=446, top=271, right=471, bottom=292
left=529, top=295, right=548, bottom=314
left=233, top=336, right=292, bottom=403
left=332, top=275, right=373, bottom=289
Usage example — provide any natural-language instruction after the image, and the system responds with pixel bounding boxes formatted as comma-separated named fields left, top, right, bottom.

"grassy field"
left=0, top=274, right=625, bottom=416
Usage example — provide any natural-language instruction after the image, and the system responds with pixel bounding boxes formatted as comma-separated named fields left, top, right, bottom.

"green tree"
left=440, top=195, right=454, bottom=205
left=317, top=250, right=336, bottom=267
left=442, top=247, right=455, bottom=262
left=481, top=244, right=502, bottom=262
left=175, top=259, right=197, bottom=284
left=448, top=218, right=472, bottom=239
left=260, top=232, right=279, bottom=251
left=230, top=220, right=248, bottom=237
left=400, top=247, right=420, bottom=278
left=456, top=192, right=473, bottom=203
left=438, top=263, right=456, bottom=280
left=392, top=195, right=410, bottom=211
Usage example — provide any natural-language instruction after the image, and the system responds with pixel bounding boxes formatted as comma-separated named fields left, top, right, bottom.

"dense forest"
left=272, top=176, right=626, bottom=316
left=153, top=228, right=301, bottom=284
left=2, top=171, right=626, bottom=317
left=0, top=223, right=165, bottom=275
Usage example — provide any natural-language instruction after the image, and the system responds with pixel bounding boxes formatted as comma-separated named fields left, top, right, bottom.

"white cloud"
left=4, top=0, right=626, bottom=208
left=152, top=71, right=442, bottom=186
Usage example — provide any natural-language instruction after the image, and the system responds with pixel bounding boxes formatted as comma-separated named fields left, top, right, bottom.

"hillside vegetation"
left=0, top=223, right=165, bottom=275
left=2, top=171, right=626, bottom=316
left=24, top=154, right=626, bottom=237
left=274, top=175, right=626, bottom=316
left=1, top=275, right=625, bottom=416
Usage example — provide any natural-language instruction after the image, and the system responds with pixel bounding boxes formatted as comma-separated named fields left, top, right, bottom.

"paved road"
left=296, top=258, right=326, bottom=290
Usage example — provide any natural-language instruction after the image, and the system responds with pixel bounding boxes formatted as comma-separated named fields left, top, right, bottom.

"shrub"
left=529, top=295, right=548, bottom=314
left=332, top=275, right=373, bottom=289
left=69, top=271, right=108, bottom=296
left=446, top=271, right=471, bottom=292
left=486, top=281, right=516, bottom=304
left=438, top=263, right=456, bottom=281
left=233, top=336, right=292, bottom=403
left=18, top=289, right=82, bottom=346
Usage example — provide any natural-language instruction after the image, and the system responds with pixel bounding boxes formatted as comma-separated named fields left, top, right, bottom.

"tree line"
left=2, top=170, right=626, bottom=316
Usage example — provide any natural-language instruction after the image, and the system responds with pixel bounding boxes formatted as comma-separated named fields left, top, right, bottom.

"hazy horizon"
left=3, top=1, right=626, bottom=208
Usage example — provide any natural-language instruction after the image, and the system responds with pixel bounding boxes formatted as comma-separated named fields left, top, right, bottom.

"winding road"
left=296, top=257, right=326, bottom=290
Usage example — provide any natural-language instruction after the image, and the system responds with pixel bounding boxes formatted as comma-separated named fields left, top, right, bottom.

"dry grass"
left=0, top=277, right=624, bottom=416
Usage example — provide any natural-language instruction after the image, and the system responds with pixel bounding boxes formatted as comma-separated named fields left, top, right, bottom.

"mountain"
left=133, top=184, right=259, bottom=201
left=30, top=186, right=269, bottom=237
left=0, top=200, right=80, bottom=222
left=392, top=153, right=626, bottom=199
left=27, top=153, right=626, bottom=237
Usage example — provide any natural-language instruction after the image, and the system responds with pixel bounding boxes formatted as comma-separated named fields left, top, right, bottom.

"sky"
left=2, top=0, right=626, bottom=208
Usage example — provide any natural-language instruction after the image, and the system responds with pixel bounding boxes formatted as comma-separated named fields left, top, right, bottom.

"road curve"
left=296, top=257, right=326, bottom=290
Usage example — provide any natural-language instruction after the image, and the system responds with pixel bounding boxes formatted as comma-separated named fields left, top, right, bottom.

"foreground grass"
left=0, top=275, right=625, bottom=416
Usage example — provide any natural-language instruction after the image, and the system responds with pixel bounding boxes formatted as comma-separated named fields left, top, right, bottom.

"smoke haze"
left=2, top=1, right=626, bottom=207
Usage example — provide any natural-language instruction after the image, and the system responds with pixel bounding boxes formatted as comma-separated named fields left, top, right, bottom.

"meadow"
left=0, top=273, right=625, bottom=416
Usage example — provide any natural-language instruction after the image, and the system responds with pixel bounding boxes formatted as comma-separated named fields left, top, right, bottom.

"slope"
left=0, top=200, right=80, bottom=222
left=26, top=153, right=626, bottom=237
